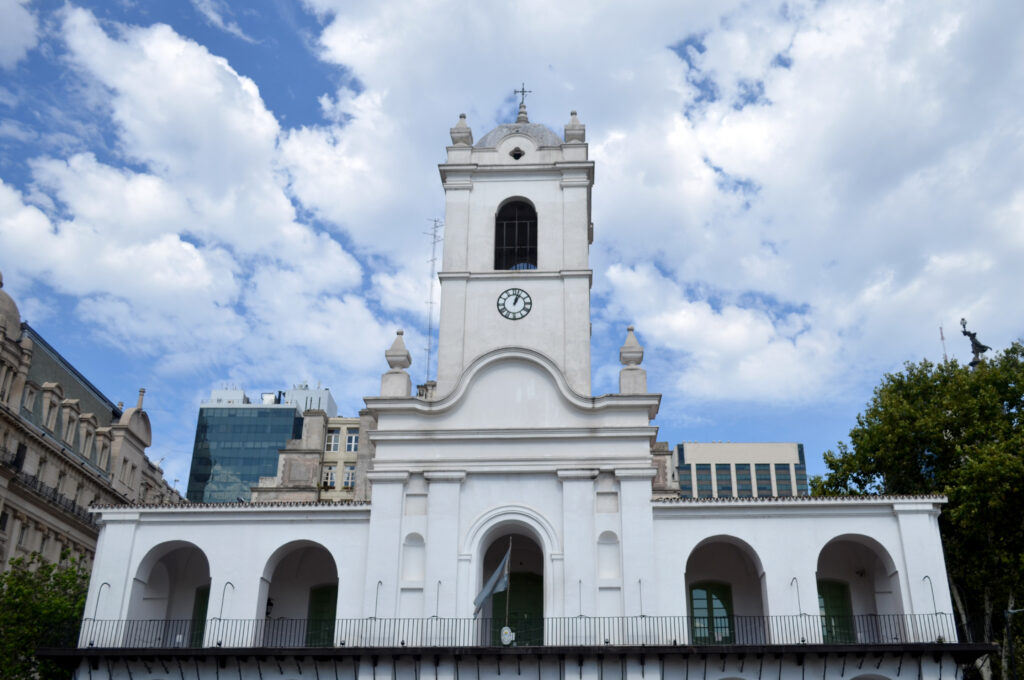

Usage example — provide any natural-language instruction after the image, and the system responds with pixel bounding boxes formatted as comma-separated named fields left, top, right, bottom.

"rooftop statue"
left=960, top=317, right=991, bottom=367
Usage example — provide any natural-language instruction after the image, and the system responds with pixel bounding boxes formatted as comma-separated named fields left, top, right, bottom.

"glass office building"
left=186, top=386, right=336, bottom=503
left=675, top=442, right=810, bottom=498
left=186, top=405, right=303, bottom=503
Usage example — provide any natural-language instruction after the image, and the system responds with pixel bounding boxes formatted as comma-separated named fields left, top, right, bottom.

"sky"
left=0, top=0, right=1021, bottom=492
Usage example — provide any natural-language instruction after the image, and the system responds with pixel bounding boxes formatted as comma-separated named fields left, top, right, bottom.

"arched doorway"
left=260, top=541, right=338, bottom=647
left=125, top=542, right=211, bottom=648
left=481, top=531, right=544, bottom=646
left=685, top=536, right=767, bottom=644
left=817, top=535, right=904, bottom=643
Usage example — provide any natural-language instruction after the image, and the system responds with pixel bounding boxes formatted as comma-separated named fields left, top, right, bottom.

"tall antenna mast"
left=424, top=218, right=444, bottom=383
left=939, top=324, right=948, bottom=363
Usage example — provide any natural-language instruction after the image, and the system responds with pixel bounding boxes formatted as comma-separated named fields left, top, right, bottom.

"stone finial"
left=382, top=330, right=413, bottom=397
left=564, top=110, right=585, bottom=143
left=136, top=388, right=146, bottom=409
left=619, top=326, right=644, bottom=366
left=515, top=101, right=529, bottom=123
left=619, top=325, right=647, bottom=394
left=450, top=113, right=473, bottom=146
left=385, top=330, right=412, bottom=369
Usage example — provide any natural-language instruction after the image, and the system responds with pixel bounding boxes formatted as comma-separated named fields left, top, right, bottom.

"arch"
left=596, top=531, right=621, bottom=580
left=817, top=534, right=905, bottom=643
left=126, top=541, right=211, bottom=648
left=494, top=199, right=537, bottom=270
left=685, top=535, right=768, bottom=645
left=259, top=540, right=339, bottom=647
left=481, top=528, right=544, bottom=645
left=402, top=533, right=426, bottom=582
left=462, top=505, right=560, bottom=623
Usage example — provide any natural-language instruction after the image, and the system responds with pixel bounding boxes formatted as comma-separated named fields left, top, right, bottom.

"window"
left=345, top=430, right=359, bottom=452
left=795, top=464, right=809, bottom=496
left=494, top=200, right=537, bottom=270
left=321, top=465, right=336, bottom=489
left=715, top=464, right=733, bottom=497
left=17, top=523, right=28, bottom=546
left=342, top=464, right=356, bottom=489
left=755, top=464, right=772, bottom=496
left=736, top=465, right=753, bottom=497
left=678, top=464, right=693, bottom=497
left=0, top=511, right=8, bottom=532
left=325, top=429, right=341, bottom=452
left=695, top=464, right=713, bottom=498
left=690, top=582, right=734, bottom=643
left=39, top=534, right=49, bottom=556
left=775, top=463, right=793, bottom=497
left=818, top=580, right=855, bottom=643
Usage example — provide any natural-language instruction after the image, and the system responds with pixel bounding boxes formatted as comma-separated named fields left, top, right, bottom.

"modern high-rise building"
left=675, top=442, right=810, bottom=498
left=185, top=385, right=337, bottom=503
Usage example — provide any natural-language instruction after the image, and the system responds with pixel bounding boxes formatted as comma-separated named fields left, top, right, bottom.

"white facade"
left=65, top=107, right=978, bottom=679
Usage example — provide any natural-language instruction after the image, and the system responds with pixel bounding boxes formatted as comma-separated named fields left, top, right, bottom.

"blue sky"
left=1, top=0, right=1022, bottom=491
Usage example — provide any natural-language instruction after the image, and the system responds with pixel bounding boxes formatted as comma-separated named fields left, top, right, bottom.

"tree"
left=0, top=551, right=89, bottom=680
left=813, top=342, right=1024, bottom=680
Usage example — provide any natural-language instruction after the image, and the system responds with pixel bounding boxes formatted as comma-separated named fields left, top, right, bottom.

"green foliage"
left=812, top=342, right=1024, bottom=678
left=0, top=550, right=89, bottom=680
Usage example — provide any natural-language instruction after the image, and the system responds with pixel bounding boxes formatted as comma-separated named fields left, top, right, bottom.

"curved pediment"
left=367, top=348, right=659, bottom=431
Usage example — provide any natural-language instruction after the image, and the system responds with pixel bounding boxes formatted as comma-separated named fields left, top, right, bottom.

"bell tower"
left=435, top=103, right=595, bottom=396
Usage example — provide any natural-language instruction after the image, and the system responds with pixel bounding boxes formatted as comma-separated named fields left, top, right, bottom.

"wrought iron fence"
left=74, top=613, right=962, bottom=650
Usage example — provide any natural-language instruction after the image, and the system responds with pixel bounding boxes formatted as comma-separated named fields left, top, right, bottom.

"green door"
left=818, top=580, right=855, bottom=643
left=305, top=583, right=338, bottom=647
left=189, top=584, right=210, bottom=648
left=491, top=573, right=544, bottom=645
left=690, top=583, right=733, bottom=644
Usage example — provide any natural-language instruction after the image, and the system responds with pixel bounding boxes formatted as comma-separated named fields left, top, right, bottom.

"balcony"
left=70, top=614, right=965, bottom=650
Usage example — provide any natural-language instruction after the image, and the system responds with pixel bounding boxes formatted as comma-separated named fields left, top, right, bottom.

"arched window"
left=494, top=201, right=537, bottom=270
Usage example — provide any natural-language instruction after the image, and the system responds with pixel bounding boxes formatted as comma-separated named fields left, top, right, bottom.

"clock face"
left=497, top=288, right=532, bottom=320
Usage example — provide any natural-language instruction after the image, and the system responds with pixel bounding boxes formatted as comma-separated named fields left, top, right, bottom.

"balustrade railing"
left=73, top=614, right=962, bottom=650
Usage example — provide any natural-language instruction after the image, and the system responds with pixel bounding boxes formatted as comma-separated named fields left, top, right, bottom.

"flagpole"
left=504, top=536, right=512, bottom=628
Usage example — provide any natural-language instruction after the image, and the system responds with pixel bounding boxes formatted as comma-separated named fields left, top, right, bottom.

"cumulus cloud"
left=0, top=6, right=402, bottom=403
left=1, top=0, right=1022, bottom=473
left=0, top=0, right=38, bottom=69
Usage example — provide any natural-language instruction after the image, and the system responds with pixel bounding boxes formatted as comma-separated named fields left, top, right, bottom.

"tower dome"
left=0, top=271, right=21, bottom=340
left=474, top=102, right=564, bottom=148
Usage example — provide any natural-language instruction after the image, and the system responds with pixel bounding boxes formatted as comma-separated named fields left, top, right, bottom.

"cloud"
left=189, top=0, right=257, bottom=44
left=1, top=6, right=404, bottom=395
left=0, top=0, right=38, bottom=69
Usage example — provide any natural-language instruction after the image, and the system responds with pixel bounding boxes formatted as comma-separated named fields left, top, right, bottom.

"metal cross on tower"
left=514, top=82, right=532, bottom=106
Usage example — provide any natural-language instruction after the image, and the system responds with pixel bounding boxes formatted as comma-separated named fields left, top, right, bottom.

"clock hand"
left=513, top=295, right=519, bottom=305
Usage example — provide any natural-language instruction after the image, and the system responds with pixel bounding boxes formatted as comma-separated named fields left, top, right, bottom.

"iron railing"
left=74, top=614, right=962, bottom=650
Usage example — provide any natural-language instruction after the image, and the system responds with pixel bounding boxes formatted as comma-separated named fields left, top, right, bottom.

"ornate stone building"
left=46, top=107, right=990, bottom=679
left=0, top=273, right=178, bottom=568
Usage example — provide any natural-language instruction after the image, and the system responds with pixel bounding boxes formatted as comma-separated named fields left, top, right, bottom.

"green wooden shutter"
left=491, top=573, right=544, bottom=646
left=817, top=580, right=855, bottom=643
left=189, top=584, right=210, bottom=648
left=305, top=583, right=338, bottom=647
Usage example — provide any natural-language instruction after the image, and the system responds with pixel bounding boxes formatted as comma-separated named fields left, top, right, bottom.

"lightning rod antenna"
left=939, top=324, right=948, bottom=363
left=424, top=218, right=444, bottom=383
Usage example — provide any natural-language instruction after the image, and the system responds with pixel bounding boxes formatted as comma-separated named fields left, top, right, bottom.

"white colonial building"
left=51, top=103, right=990, bottom=679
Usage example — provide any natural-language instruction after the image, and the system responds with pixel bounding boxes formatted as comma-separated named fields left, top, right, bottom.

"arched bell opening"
left=479, top=529, right=544, bottom=646
left=494, top=199, right=538, bottom=271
